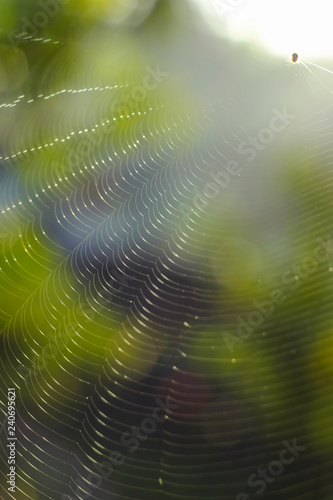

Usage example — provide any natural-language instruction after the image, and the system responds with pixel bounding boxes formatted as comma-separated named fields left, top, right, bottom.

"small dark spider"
left=291, top=53, right=298, bottom=63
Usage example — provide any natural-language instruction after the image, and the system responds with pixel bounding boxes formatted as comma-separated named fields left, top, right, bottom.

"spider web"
left=0, top=21, right=333, bottom=500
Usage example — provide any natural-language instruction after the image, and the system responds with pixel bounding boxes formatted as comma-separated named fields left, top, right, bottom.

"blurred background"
left=0, top=1, right=333, bottom=499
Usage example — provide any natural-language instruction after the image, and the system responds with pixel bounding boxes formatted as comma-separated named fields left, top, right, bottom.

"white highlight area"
left=192, top=0, right=333, bottom=58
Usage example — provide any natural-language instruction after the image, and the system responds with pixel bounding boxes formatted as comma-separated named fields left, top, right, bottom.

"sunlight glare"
left=192, top=0, right=333, bottom=59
